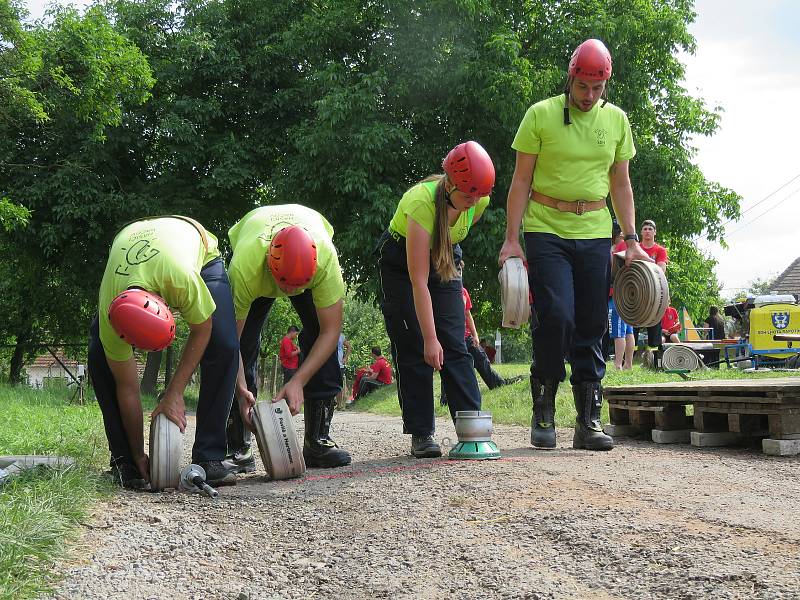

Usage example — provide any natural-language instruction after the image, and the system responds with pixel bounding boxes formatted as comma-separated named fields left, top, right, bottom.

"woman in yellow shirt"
left=377, top=141, right=494, bottom=458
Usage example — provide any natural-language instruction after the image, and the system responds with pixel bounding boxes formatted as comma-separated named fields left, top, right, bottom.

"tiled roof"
left=772, top=257, right=800, bottom=296
left=29, top=351, right=80, bottom=369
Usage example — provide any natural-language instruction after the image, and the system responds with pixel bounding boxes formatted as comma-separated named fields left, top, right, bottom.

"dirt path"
left=48, top=411, right=800, bottom=599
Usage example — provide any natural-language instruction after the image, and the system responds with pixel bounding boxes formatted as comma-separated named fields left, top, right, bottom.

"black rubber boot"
left=319, top=397, right=338, bottom=446
left=530, top=377, right=558, bottom=449
left=303, top=397, right=352, bottom=468
left=572, top=383, right=614, bottom=451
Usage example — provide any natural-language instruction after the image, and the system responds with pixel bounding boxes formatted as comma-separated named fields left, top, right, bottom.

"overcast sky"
left=23, top=1, right=800, bottom=296
left=682, top=0, right=800, bottom=295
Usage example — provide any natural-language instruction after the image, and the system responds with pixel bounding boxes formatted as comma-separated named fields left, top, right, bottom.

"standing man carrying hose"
left=499, top=39, right=650, bottom=451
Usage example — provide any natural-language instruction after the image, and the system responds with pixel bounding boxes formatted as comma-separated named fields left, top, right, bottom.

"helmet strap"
left=563, top=78, right=572, bottom=126
left=445, top=188, right=456, bottom=209
left=444, top=178, right=457, bottom=209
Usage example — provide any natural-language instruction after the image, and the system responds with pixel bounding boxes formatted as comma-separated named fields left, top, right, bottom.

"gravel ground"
left=47, top=410, right=800, bottom=600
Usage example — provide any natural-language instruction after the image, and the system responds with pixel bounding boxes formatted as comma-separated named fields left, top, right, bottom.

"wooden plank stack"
left=603, top=378, right=800, bottom=455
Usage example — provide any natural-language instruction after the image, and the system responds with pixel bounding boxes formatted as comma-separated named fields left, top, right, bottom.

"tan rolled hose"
left=251, top=399, right=306, bottom=480
left=661, top=344, right=703, bottom=371
left=613, top=257, right=669, bottom=328
left=498, top=257, right=531, bottom=329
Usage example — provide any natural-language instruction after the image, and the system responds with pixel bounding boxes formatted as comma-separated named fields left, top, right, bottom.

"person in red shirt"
left=349, top=346, right=393, bottom=401
left=661, top=305, right=681, bottom=344
left=614, top=219, right=668, bottom=356
left=279, top=325, right=301, bottom=384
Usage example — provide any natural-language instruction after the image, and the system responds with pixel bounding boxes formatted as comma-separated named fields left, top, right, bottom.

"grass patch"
left=0, top=386, right=110, bottom=600
left=347, top=362, right=800, bottom=428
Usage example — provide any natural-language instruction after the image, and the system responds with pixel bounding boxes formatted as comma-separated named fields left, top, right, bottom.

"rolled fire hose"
left=661, top=344, right=703, bottom=372
left=149, top=413, right=183, bottom=491
left=499, top=257, right=530, bottom=329
left=251, top=399, right=305, bottom=480
left=612, top=254, right=669, bottom=328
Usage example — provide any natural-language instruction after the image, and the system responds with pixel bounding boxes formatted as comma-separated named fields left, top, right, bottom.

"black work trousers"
left=524, top=233, right=610, bottom=385
left=239, top=290, right=342, bottom=403
left=440, top=334, right=504, bottom=405
left=377, top=231, right=481, bottom=436
left=89, top=258, right=239, bottom=465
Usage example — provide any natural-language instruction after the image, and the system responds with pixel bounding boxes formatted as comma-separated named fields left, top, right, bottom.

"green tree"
left=0, top=6, right=153, bottom=382
left=0, top=0, right=743, bottom=379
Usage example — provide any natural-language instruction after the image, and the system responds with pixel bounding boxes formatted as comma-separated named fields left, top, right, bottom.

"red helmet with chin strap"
left=442, top=141, right=495, bottom=197
left=268, top=225, right=318, bottom=290
left=108, top=289, right=176, bottom=351
left=568, top=39, right=612, bottom=81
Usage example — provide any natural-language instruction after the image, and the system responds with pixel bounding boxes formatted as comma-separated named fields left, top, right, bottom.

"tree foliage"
left=0, top=5, right=153, bottom=381
left=0, top=0, right=741, bottom=376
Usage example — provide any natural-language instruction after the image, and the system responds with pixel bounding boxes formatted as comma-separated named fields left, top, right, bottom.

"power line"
left=696, top=170, right=800, bottom=242
left=725, top=185, right=800, bottom=237
left=722, top=171, right=800, bottom=227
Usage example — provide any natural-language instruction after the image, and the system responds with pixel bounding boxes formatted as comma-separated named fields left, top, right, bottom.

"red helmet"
left=108, top=289, right=175, bottom=351
left=568, top=39, right=612, bottom=81
left=268, top=225, right=318, bottom=290
left=442, top=141, right=495, bottom=197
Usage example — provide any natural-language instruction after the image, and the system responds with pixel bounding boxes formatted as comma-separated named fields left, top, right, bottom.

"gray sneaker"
left=197, top=460, right=237, bottom=486
left=222, top=447, right=256, bottom=474
left=411, top=435, right=442, bottom=459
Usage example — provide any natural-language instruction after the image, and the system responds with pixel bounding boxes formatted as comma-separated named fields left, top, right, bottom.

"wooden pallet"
left=604, top=378, right=800, bottom=454
left=608, top=399, right=693, bottom=431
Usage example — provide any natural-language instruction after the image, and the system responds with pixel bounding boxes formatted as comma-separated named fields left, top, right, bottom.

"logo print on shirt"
left=594, top=128, right=607, bottom=146
left=114, top=239, right=160, bottom=276
left=257, top=219, right=295, bottom=244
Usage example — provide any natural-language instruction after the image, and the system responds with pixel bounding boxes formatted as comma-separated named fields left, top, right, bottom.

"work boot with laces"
left=411, top=434, right=442, bottom=458
left=197, top=460, right=238, bottom=486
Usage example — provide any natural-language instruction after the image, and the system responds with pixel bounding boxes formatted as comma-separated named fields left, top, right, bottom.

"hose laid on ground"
left=661, top=344, right=703, bottom=371
left=613, top=256, right=669, bottom=327
left=498, top=257, right=530, bottom=329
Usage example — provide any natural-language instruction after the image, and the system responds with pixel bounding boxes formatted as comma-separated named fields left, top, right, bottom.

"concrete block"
left=651, top=429, right=691, bottom=444
left=603, top=424, right=644, bottom=437
left=690, top=431, right=740, bottom=447
left=762, top=438, right=800, bottom=456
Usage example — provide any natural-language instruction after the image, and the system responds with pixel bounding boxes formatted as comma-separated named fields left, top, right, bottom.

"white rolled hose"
left=661, top=344, right=703, bottom=371
left=613, top=257, right=669, bottom=328
left=498, top=257, right=530, bottom=329
left=149, top=413, right=183, bottom=491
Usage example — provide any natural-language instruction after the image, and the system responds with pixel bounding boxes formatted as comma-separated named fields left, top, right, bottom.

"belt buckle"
left=575, top=200, right=586, bottom=216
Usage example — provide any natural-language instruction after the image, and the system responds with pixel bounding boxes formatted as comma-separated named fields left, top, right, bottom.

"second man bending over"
left=227, top=204, right=351, bottom=469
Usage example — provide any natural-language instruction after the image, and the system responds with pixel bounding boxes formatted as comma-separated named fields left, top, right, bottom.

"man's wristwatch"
left=623, top=233, right=639, bottom=242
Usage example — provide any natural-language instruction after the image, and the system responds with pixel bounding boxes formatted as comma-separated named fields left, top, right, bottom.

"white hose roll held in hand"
left=499, top=257, right=531, bottom=329
left=149, top=413, right=183, bottom=491
left=612, top=254, right=669, bottom=328
left=661, top=344, right=703, bottom=372
left=251, top=399, right=306, bottom=480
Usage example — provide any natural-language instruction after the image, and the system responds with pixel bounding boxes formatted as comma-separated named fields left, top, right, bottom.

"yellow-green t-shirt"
left=388, top=180, right=490, bottom=244
left=98, top=217, right=221, bottom=361
left=512, top=95, right=636, bottom=239
left=227, top=204, right=345, bottom=320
